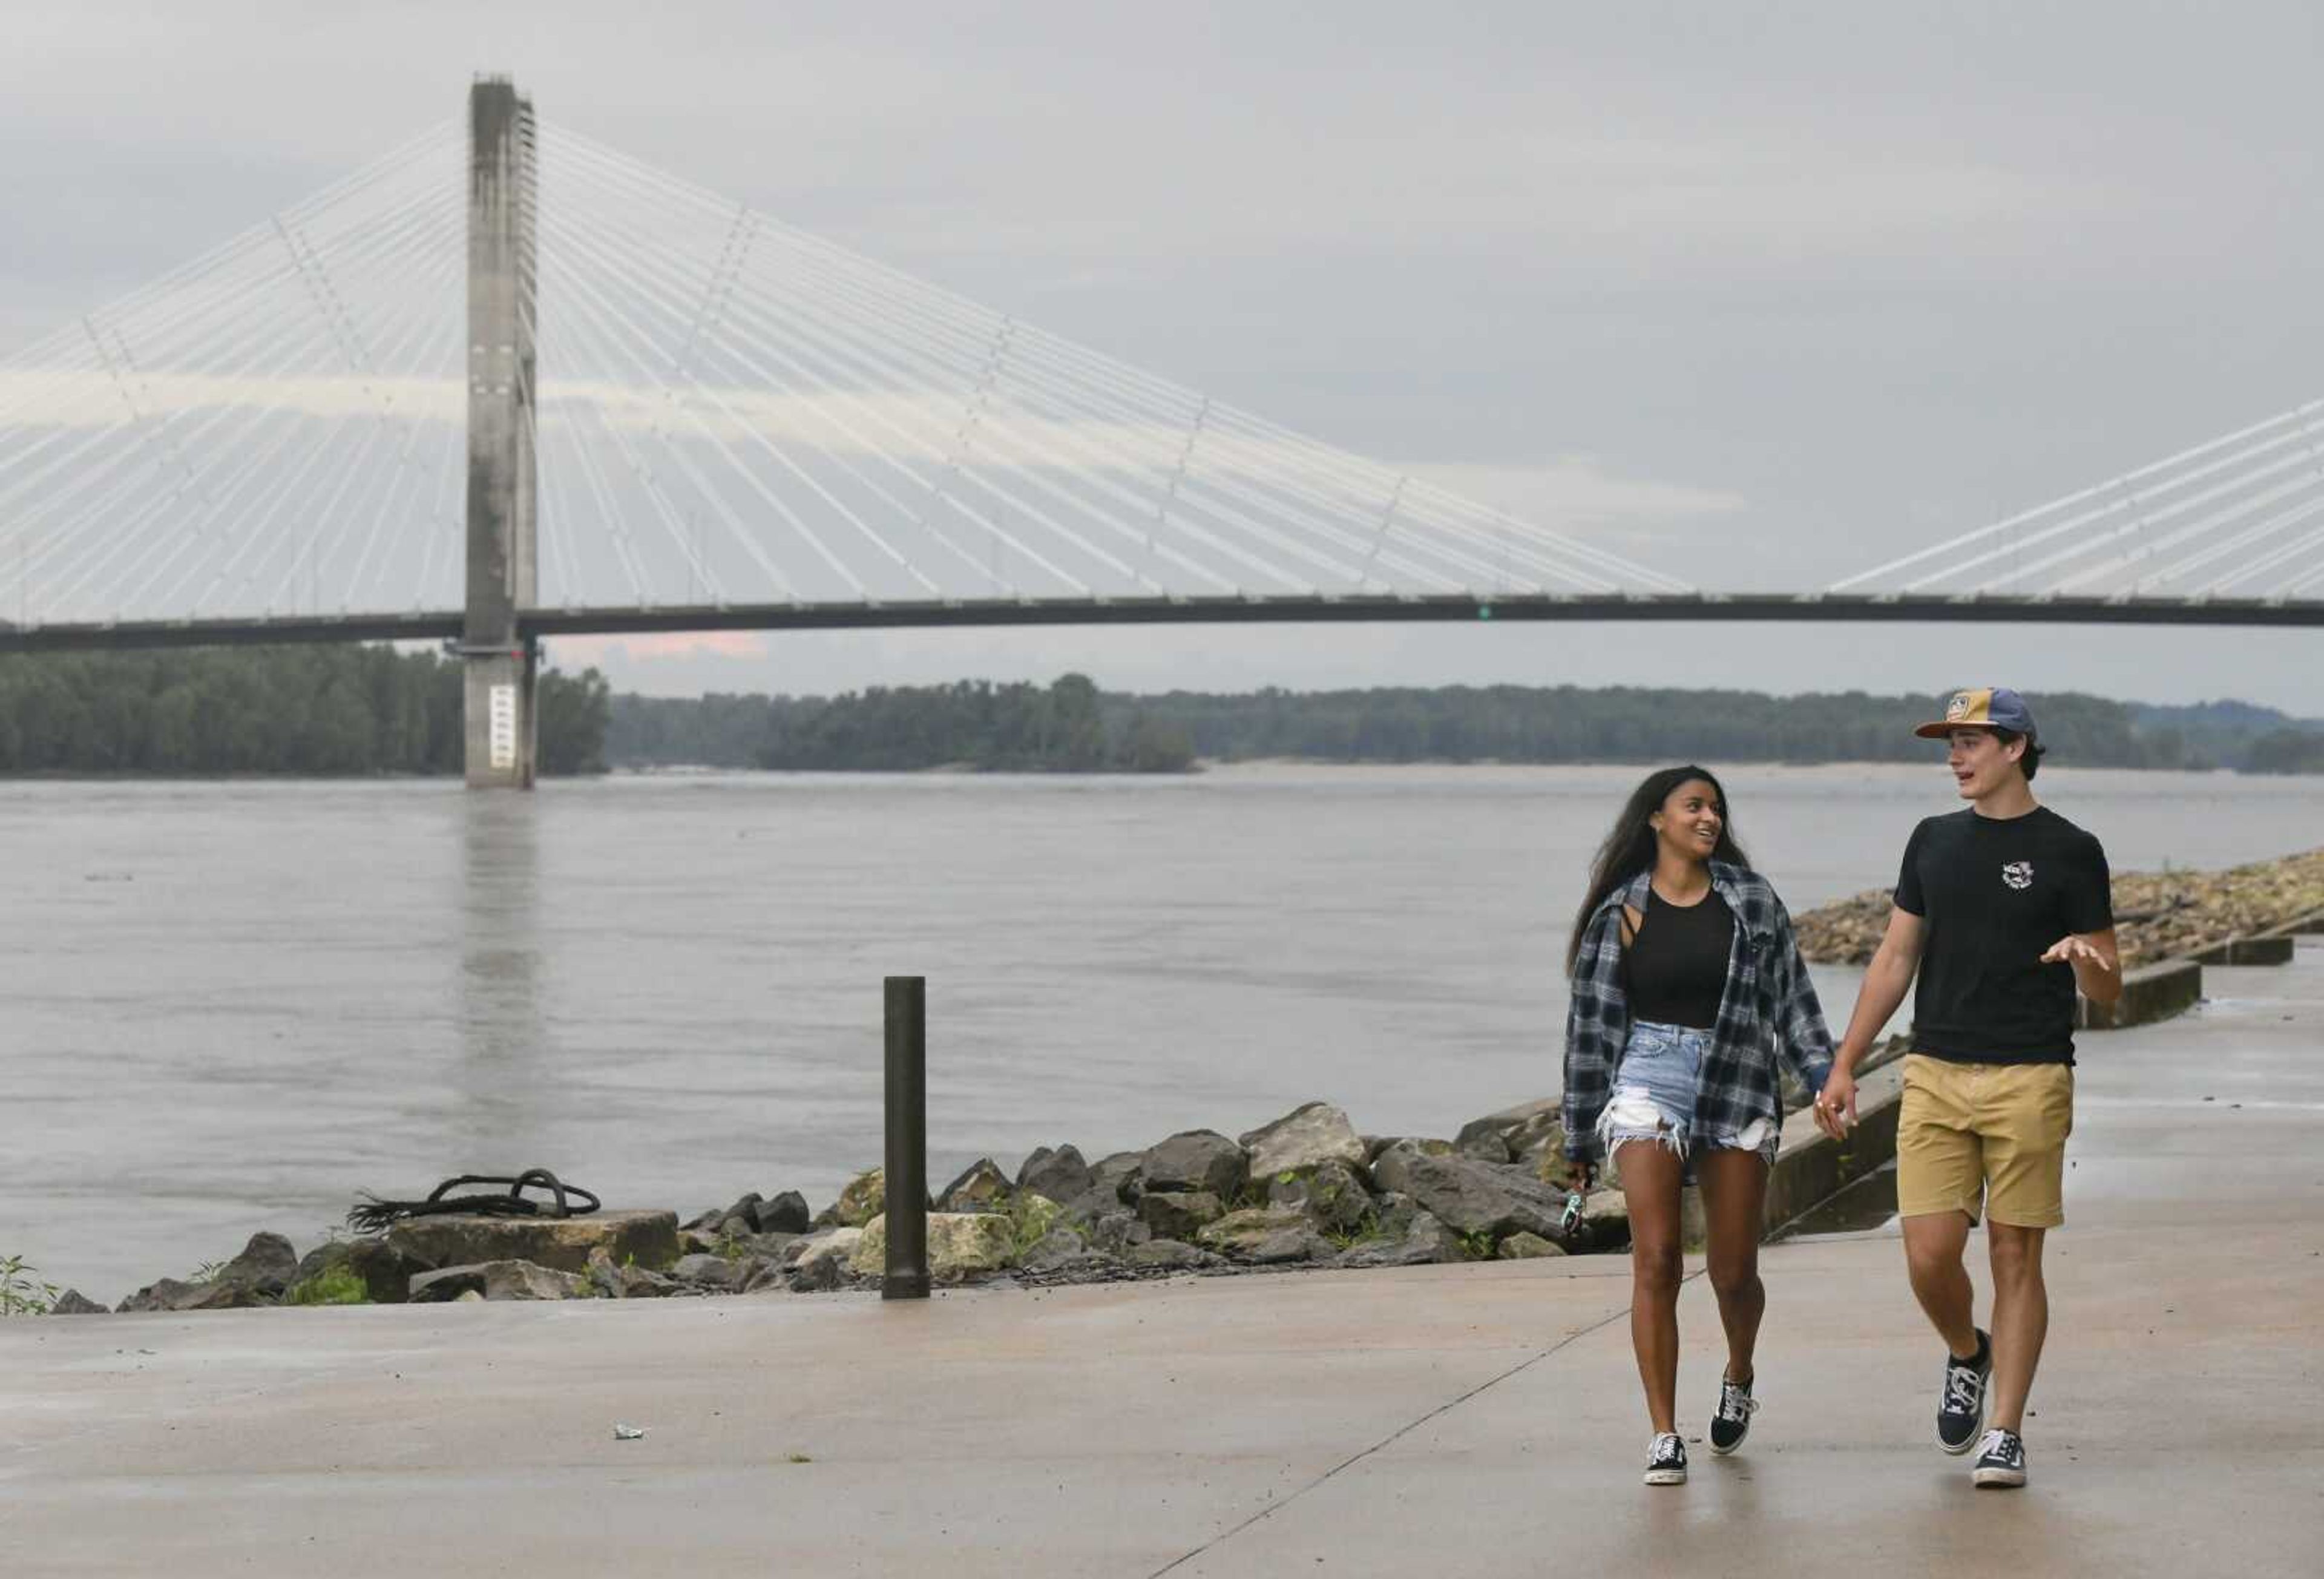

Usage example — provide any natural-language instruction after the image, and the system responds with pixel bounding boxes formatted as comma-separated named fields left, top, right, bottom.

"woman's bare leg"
left=1696, top=1149, right=1770, bottom=1385
left=1618, top=1141, right=1688, bottom=1433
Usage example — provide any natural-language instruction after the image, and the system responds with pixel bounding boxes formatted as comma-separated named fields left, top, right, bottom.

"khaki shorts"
left=1896, top=1054, right=2075, bottom=1228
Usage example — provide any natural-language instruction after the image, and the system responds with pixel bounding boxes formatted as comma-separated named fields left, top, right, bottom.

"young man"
left=1814, top=687, right=2119, bottom=1489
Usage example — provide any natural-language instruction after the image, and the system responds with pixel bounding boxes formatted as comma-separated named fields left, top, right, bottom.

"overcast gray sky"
left=5, top=2, right=2320, bottom=710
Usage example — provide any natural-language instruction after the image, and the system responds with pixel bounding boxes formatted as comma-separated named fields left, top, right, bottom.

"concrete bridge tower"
left=461, top=76, right=539, bottom=789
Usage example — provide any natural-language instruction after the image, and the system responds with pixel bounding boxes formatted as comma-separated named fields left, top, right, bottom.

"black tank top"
left=1623, top=886, right=1734, bottom=1030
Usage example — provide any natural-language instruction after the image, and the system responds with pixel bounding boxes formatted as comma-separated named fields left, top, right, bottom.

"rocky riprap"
left=1794, top=846, right=2324, bottom=967
left=62, top=1098, right=1635, bottom=1313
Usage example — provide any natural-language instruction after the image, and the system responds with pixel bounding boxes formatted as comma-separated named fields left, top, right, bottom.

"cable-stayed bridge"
left=1, top=79, right=2318, bottom=784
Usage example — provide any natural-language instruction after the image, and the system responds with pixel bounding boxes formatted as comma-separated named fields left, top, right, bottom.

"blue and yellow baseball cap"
left=1915, top=687, right=2038, bottom=740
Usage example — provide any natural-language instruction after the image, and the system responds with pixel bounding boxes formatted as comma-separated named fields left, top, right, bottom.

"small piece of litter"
left=613, top=1424, right=646, bottom=1441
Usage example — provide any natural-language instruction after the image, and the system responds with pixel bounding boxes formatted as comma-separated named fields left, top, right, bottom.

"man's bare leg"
left=1901, top=1208, right=1979, bottom=1356
left=1984, top=1222, right=2048, bottom=1433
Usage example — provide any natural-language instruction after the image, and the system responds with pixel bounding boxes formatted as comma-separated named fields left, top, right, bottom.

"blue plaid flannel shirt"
left=1561, top=862, right=1835, bottom=1166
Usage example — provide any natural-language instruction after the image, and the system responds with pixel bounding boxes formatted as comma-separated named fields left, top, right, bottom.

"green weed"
left=284, top=1262, right=369, bottom=1306
left=1, top=1253, right=60, bottom=1316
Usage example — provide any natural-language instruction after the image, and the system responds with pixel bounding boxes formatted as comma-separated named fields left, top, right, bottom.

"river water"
left=2, top=763, right=2308, bottom=1302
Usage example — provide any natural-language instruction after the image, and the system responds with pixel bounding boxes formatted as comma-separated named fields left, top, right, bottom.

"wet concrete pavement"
left=5, top=947, right=2320, bottom=1577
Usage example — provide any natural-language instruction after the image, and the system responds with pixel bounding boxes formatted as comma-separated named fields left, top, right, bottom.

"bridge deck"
left=2, top=591, right=2320, bottom=654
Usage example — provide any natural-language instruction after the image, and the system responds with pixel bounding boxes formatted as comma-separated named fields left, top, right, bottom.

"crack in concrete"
left=1145, top=1274, right=1677, bottom=1577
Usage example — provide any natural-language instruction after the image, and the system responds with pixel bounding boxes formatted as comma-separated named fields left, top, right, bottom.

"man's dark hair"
left=1992, top=727, right=2044, bottom=781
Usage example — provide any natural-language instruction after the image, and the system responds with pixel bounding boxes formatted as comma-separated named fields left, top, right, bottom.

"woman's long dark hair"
left=1564, top=765, right=1751, bottom=974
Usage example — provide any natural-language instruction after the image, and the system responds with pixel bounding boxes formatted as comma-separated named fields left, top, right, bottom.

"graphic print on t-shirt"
left=2002, top=861, right=2033, bottom=891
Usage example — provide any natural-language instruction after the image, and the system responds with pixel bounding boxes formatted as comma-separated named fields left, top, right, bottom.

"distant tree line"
left=608, top=680, right=2324, bottom=774
left=1114, top=685, right=2204, bottom=769
left=611, top=674, right=1198, bottom=773
left=0, top=646, right=610, bottom=775
left=2242, top=730, right=2324, bottom=774
left=2, top=651, right=2316, bottom=776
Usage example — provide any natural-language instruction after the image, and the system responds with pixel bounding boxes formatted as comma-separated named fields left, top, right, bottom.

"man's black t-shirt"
left=1894, top=806, right=2113, bottom=1065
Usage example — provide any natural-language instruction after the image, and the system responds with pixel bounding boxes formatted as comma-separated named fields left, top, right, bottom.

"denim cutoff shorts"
left=1596, top=1019, right=1779, bottom=1172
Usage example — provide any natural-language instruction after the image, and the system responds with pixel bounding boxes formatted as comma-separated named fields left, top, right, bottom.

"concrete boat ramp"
left=6, top=947, right=2320, bottom=1577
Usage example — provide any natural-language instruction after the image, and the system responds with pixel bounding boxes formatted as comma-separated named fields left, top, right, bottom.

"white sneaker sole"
left=1972, top=1464, right=2027, bottom=1488
left=1643, top=1467, right=1688, bottom=1486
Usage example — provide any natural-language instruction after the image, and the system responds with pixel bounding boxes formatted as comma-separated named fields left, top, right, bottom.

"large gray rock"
left=1497, top=1232, right=1566, bottom=1259
left=410, top=1259, right=587, bottom=1302
left=343, top=1238, right=428, bottom=1304
left=116, top=1278, right=217, bottom=1314
left=1239, top=1101, right=1368, bottom=1180
left=937, top=1157, right=1014, bottom=1213
left=1138, top=1190, right=1224, bottom=1241
left=1128, top=1239, right=1219, bottom=1272
left=787, top=1254, right=847, bottom=1293
left=1016, top=1226, right=1091, bottom=1274
left=1366, top=1137, right=1455, bottom=1195
left=1488, top=1121, right=1568, bottom=1183
left=48, top=1288, right=108, bottom=1316
left=1341, top=1208, right=1465, bottom=1267
left=1090, top=1211, right=1152, bottom=1254
left=758, top=1190, right=812, bottom=1235
left=1370, top=1190, right=1422, bottom=1239
left=1141, top=1130, right=1247, bottom=1200
left=826, top=1169, right=886, bottom=1227
left=784, top=1227, right=863, bottom=1273
left=721, top=1192, right=767, bottom=1232
left=287, top=1237, right=424, bottom=1305
left=850, top=1213, right=1016, bottom=1281
left=1079, top=1150, right=1146, bottom=1212
left=1016, top=1145, right=1095, bottom=1205
left=386, top=1210, right=680, bottom=1278
left=1197, top=1207, right=1331, bottom=1264
left=405, top=1265, right=487, bottom=1303
left=746, top=1230, right=802, bottom=1264
left=671, top=1253, right=747, bottom=1289
left=586, top=1246, right=678, bottom=1298
left=1379, top=1152, right=1568, bottom=1241
left=1267, top=1158, right=1373, bottom=1234
left=116, top=1232, right=300, bottom=1313
left=1457, top=1098, right=1566, bottom=1170
left=1454, top=1125, right=1515, bottom=1163
left=221, top=1232, right=299, bottom=1298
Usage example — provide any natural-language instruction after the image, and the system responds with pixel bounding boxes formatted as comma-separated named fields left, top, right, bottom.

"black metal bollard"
left=882, top=976, right=930, bottom=1300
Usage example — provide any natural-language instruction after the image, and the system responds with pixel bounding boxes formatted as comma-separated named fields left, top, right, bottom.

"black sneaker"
left=1709, top=1374, right=1758, bottom=1456
left=1643, top=1432, right=1688, bottom=1485
left=1972, top=1428, right=2028, bottom=1488
left=1937, top=1330, right=1992, bottom=1454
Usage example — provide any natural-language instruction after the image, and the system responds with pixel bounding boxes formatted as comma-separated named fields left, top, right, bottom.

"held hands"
left=1812, top=1070, right=1857, bottom=1140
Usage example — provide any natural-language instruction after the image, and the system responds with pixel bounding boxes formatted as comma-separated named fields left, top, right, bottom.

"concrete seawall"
left=2079, top=957, right=2205, bottom=1029
left=1762, top=1058, right=1905, bottom=1230
left=2191, top=935, right=2295, bottom=965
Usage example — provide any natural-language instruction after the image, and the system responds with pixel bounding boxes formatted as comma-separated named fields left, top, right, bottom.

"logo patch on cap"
left=1946, top=693, right=1972, bottom=721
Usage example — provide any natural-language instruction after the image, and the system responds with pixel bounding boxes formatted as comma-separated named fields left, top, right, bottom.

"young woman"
left=1558, top=766, right=1837, bottom=1486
